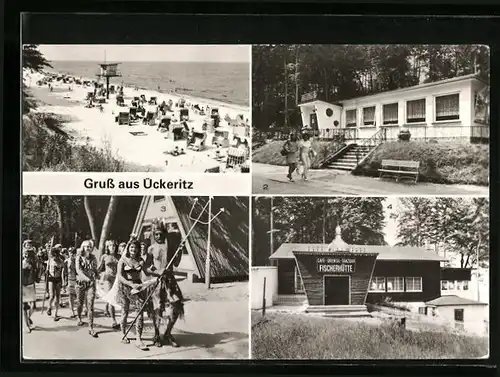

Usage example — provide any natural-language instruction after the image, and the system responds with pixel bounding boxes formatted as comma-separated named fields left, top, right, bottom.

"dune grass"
left=356, top=141, right=489, bottom=185
left=252, top=140, right=344, bottom=168
left=251, top=312, right=488, bottom=359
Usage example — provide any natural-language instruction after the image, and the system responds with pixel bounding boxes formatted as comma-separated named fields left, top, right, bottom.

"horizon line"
left=48, top=59, right=248, bottom=64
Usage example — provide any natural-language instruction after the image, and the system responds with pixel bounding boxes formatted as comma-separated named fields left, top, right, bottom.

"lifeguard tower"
left=96, top=61, right=122, bottom=99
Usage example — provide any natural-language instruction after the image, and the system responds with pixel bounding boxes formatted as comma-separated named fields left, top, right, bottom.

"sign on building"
left=316, top=257, right=356, bottom=274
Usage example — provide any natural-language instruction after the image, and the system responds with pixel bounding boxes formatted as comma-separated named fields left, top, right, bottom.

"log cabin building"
left=269, top=225, right=450, bottom=314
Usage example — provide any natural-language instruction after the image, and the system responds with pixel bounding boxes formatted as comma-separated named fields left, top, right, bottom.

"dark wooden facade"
left=293, top=251, right=378, bottom=306
left=277, top=259, right=297, bottom=294
left=366, top=260, right=441, bottom=303
left=440, top=267, right=472, bottom=281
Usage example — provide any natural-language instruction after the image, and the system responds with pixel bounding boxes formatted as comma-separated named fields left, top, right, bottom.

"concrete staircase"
left=326, top=144, right=374, bottom=171
left=306, top=305, right=372, bottom=318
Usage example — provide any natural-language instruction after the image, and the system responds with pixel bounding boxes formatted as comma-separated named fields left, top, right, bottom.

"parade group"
left=22, top=222, right=186, bottom=351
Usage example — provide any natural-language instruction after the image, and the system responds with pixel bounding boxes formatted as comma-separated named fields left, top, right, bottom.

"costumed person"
left=144, top=222, right=184, bottom=348
left=22, top=240, right=39, bottom=333
left=104, top=238, right=153, bottom=350
left=75, top=240, right=99, bottom=338
left=46, top=245, right=64, bottom=321
left=97, top=240, right=120, bottom=330
left=62, top=247, right=78, bottom=318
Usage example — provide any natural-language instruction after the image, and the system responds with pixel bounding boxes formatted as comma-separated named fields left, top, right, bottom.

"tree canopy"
left=392, top=197, right=489, bottom=268
left=252, top=196, right=386, bottom=266
left=253, top=44, right=490, bottom=130
left=22, top=44, right=52, bottom=114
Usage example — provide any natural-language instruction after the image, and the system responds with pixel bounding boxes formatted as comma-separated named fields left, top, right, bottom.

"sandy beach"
left=24, top=70, right=251, bottom=173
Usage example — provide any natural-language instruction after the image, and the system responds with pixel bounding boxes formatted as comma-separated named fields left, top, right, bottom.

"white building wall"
left=339, top=78, right=477, bottom=140
left=435, top=305, right=489, bottom=336
left=251, top=266, right=278, bottom=309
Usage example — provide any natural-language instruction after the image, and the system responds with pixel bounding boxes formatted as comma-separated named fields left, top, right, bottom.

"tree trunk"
left=39, top=195, right=44, bottom=245
left=322, top=198, right=327, bottom=244
left=97, top=196, right=119, bottom=260
left=52, top=196, right=64, bottom=244
left=84, top=196, right=97, bottom=242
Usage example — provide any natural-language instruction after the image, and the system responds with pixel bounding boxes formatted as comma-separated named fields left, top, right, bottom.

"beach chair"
left=149, top=97, right=157, bottom=105
left=158, top=116, right=171, bottom=132
left=143, top=111, right=156, bottom=126
left=134, top=96, right=140, bottom=102
left=187, top=131, right=207, bottom=151
left=129, top=107, right=139, bottom=121
left=170, top=124, right=186, bottom=141
left=180, top=108, right=189, bottom=121
left=211, top=108, right=220, bottom=127
left=140, top=94, right=147, bottom=103
left=116, top=95, right=125, bottom=106
left=212, top=130, right=230, bottom=148
left=118, top=112, right=130, bottom=125
left=86, top=92, right=95, bottom=101
left=226, top=147, right=247, bottom=169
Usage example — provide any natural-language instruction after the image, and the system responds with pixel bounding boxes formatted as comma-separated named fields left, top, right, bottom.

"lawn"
left=251, top=312, right=488, bottom=359
left=356, top=141, right=489, bottom=186
left=252, top=140, right=344, bottom=168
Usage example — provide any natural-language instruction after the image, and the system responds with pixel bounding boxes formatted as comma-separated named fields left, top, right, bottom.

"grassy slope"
left=252, top=140, right=344, bottom=169
left=252, top=312, right=488, bottom=359
left=356, top=141, right=489, bottom=185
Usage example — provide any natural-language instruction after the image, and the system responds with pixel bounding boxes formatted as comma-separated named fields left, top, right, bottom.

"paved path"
left=22, top=282, right=249, bottom=360
left=252, top=163, right=489, bottom=195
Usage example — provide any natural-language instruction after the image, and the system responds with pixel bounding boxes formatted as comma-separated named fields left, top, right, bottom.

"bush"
left=252, top=312, right=488, bottom=359
left=356, top=141, right=489, bottom=185
left=252, top=140, right=345, bottom=168
left=23, top=113, right=125, bottom=172
left=398, top=129, right=411, bottom=141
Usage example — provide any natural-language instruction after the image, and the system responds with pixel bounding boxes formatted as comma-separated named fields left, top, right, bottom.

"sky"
left=37, top=45, right=251, bottom=63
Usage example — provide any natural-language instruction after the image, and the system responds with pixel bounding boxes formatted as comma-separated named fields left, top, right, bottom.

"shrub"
left=398, top=129, right=411, bottom=141
left=252, top=312, right=488, bottom=359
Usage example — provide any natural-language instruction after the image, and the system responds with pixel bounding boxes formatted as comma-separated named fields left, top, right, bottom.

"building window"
left=405, top=277, right=423, bottom=292
left=362, top=106, right=376, bottom=126
left=294, top=265, right=304, bottom=294
left=435, top=93, right=459, bottom=121
left=383, top=103, right=399, bottom=125
left=418, top=307, right=428, bottom=315
left=369, top=277, right=386, bottom=292
left=462, top=280, right=469, bottom=291
left=406, top=98, right=426, bottom=123
left=387, top=277, right=404, bottom=292
left=346, top=109, right=357, bottom=127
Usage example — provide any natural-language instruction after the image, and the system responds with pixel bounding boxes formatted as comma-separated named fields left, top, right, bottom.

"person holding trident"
left=144, top=222, right=184, bottom=348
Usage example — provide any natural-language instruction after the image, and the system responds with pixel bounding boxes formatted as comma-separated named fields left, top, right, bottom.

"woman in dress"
left=283, top=133, right=299, bottom=181
left=62, top=247, right=78, bottom=318
left=75, top=240, right=99, bottom=338
left=46, top=246, right=64, bottom=322
left=97, top=240, right=120, bottom=329
left=22, top=240, right=38, bottom=332
left=114, top=240, right=152, bottom=350
left=298, top=133, right=317, bottom=181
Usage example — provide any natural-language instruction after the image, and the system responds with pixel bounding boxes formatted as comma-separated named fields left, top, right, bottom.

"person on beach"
left=62, top=247, right=78, bottom=318
left=46, top=245, right=64, bottom=321
left=118, top=241, right=127, bottom=256
left=22, top=240, right=39, bottom=333
left=97, top=240, right=120, bottom=330
left=75, top=240, right=99, bottom=338
left=144, top=225, right=184, bottom=348
left=110, top=239, right=153, bottom=350
left=298, top=133, right=317, bottom=181
left=283, top=133, right=299, bottom=182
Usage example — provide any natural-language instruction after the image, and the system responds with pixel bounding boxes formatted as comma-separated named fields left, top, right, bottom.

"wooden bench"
left=379, top=159, right=420, bottom=183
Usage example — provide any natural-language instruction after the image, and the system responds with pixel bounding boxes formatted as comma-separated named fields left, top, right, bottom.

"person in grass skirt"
left=62, top=247, right=78, bottom=318
left=96, top=240, right=120, bottom=330
left=22, top=240, right=39, bottom=333
left=75, top=240, right=99, bottom=338
left=103, top=238, right=155, bottom=351
left=46, top=245, right=64, bottom=322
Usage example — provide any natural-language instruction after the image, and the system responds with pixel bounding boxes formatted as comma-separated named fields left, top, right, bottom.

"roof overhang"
left=298, top=99, right=337, bottom=108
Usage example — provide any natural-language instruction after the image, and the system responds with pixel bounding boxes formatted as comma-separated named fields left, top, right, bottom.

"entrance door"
left=324, top=276, right=350, bottom=305
left=310, top=113, right=318, bottom=130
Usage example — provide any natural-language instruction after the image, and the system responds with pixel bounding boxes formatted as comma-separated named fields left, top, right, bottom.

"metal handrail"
left=355, top=128, right=387, bottom=165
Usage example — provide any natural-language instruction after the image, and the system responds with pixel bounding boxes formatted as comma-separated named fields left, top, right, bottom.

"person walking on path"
left=75, top=240, right=99, bottom=338
left=282, top=133, right=299, bottom=182
left=298, top=133, right=317, bottom=181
